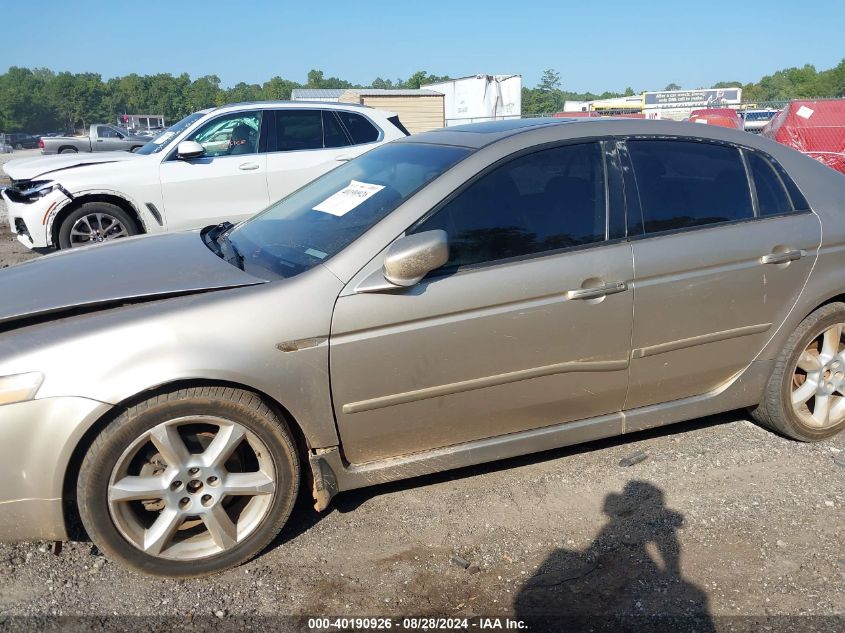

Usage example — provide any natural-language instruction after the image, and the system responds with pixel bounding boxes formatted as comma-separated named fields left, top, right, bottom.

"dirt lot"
left=0, top=154, right=843, bottom=631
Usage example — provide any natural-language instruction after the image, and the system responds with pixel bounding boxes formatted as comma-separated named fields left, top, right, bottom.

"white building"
left=423, top=75, right=522, bottom=126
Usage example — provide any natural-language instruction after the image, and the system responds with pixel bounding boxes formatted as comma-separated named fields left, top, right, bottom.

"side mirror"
left=383, top=230, right=449, bottom=287
left=176, top=140, right=205, bottom=160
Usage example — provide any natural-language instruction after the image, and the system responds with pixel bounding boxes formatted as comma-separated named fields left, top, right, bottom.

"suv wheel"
left=57, top=202, right=139, bottom=249
left=77, top=386, right=300, bottom=577
left=753, top=303, right=845, bottom=441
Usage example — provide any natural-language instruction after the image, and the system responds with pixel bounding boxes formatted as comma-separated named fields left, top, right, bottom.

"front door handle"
left=335, top=155, right=353, bottom=162
left=760, top=249, right=803, bottom=265
left=567, top=281, right=628, bottom=301
left=238, top=162, right=260, bottom=171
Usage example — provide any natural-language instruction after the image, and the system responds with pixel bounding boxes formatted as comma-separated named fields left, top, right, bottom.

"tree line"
left=2, top=60, right=844, bottom=134
left=524, top=60, right=845, bottom=115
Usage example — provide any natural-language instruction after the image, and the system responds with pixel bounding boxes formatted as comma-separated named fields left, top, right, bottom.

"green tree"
left=306, top=69, right=352, bottom=89
left=262, top=76, right=299, bottom=100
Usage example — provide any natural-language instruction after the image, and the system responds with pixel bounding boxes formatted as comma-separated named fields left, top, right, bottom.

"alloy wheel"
left=790, top=322, right=845, bottom=429
left=69, top=212, right=130, bottom=247
left=107, top=416, right=277, bottom=561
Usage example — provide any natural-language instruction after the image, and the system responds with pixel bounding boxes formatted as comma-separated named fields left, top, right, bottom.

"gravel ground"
left=0, top=151, right=843, bottom=631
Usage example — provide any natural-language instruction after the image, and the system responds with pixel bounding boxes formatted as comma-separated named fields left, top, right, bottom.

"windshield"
left=227, top=143, right=471, bottom=278
left=135, top=112, right=205, bottom=155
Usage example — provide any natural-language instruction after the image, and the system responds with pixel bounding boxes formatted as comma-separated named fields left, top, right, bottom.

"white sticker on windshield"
left=313, top=180, right=385, bottom=217
left=796, top=105, right=815, bottom=120
left=305, top=248, right=328, bottom=259
left=153, top=131, right=176, bottom=145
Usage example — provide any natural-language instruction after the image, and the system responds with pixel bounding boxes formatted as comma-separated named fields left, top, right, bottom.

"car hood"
left=0, top=232, right=269, bottom=325
left=2, top=151, right=142, bottom=181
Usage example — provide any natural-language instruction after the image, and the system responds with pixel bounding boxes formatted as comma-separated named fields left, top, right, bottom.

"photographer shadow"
left=514, top=480, right=715, bottom=633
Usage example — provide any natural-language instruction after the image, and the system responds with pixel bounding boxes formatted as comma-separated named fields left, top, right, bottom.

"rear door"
left=265, top=109, right=383, bottom=204
left=622, top=138, right=820, bottom=409
left=330, top=141, right=635, bottom=463
left=159, top=110, right=270, bottom=230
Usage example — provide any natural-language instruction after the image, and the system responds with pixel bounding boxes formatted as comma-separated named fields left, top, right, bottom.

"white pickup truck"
left=40, top=125, right=152, bottom=154
left=3, top=101, right=408, bottom=249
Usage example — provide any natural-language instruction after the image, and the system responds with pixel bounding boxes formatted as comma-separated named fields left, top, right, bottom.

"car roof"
left=210, top=100, right=380, bottom=114
left=397, top=117, right=794, bottom=153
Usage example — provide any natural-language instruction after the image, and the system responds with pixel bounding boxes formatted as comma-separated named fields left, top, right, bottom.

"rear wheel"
left=59, top=147, right=78, bottom=154
left=77, top=386, right=300, bottom=577
left=57, top=202, right=138, bottom=249
left=753, top=303, right=845, bottom=441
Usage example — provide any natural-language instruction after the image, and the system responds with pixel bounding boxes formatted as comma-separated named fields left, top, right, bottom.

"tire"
left=77, top=386, right=300, bottom=578
left=14, top=143, right=22, bottom=150
left=59, top=147, right=78, bottom=154
left=752, top=302, right=845, bottom=441
left=57, top=202, right=139, bottom=249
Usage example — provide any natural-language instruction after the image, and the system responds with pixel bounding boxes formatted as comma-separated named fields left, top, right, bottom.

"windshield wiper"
left=201, top=222, right=243, bottom=269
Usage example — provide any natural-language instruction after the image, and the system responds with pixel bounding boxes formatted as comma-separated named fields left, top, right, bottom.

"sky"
left=1, top=0, right=843, bottom=92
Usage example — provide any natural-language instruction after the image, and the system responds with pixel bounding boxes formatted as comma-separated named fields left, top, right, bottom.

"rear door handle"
left=567, top=281, right=628, bottom=300
left=760, top=249, right=803, bottom=265
left=238, top=162, right=260, bottom=171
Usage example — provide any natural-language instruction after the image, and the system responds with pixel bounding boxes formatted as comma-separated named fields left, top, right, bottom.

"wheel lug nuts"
left=207, top=476, right=219, bottom=486
left=179, top=497, right=190, bottom=509
left=187, top=480, right=203, bottom=493
left=201, top=494, right=213, bottom=507
left=170, top=480, right=183, bottom=491
left=188, top=467, right=200, bottom=476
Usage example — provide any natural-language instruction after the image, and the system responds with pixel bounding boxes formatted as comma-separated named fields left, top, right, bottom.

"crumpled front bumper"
left=0, top=396, right=112, bottom=541
left=1, top=188, right=67, bottom=249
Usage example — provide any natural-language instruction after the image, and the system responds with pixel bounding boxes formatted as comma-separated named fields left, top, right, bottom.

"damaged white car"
left=2, top=102, right=408, bottom=249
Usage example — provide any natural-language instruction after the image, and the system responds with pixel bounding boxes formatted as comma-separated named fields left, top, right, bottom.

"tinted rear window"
left=747, top=152, right=793, bottom=216
left=273, top=110, right=323, bottom=151
left=628, top=139, right=753, bottom=234
left=336, top=111, right=380, bottom=144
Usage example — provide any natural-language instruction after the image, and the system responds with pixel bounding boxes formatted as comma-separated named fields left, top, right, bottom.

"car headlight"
left=18, top=180, right=59, bottom=200
left=0, top=372, right=44, bottom=406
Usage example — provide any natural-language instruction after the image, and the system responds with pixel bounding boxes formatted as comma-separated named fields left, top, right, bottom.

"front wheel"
left=753, top=303, right=845, bottom=441
left=57, top=202, right=139, bottom=249
left=77, top=386, right=300, bottom=577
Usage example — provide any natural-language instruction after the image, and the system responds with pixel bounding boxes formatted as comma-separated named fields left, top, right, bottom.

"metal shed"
left=290, top=89, right=346, bottom=103
left=338, top=89, right=445, bottom=133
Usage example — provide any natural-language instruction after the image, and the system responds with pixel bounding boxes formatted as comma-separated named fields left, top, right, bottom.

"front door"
left=159, top=110, right=270, bottom=230
left=622, top=138, right=820, bottom=409
left=96, top=126, right=127, bottom=152
left=330, top=141, right=635, bottom=463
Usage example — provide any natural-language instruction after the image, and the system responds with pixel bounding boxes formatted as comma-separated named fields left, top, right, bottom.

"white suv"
left=2, top=102, right=409, bottom=249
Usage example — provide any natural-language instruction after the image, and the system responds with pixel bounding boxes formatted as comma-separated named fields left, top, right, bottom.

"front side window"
left=188, top=111, right=262, bottom=157
left=413, top=142, right=607, bottom=269
left=336, top=111, right=380, bottom=145
left=98, top=126, right=122, bottom=138
left=747, top=152, right=793, bottom=216
left=628, top=139, right=753, bottom=234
